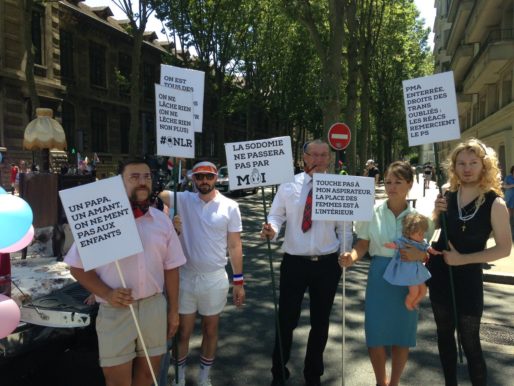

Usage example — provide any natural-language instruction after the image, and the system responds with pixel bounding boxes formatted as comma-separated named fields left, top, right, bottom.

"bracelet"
left=233, top=273, right=244, bottom=285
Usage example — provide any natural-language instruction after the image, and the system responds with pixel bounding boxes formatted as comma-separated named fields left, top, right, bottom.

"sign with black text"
left=312, top=174, right=374, bottom=221
left=160, top=65, right=204, bottom=132
left=59, top=176, right=143, bottom=271
left=402, top=71, right=460, bottom=146
left=224, top=136, right=294, bottom=190
left=155, top=84, right=195, bottom=158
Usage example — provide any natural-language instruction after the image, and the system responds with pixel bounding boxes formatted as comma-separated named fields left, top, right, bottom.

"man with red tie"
left=260, top=139, right=353, bottom=386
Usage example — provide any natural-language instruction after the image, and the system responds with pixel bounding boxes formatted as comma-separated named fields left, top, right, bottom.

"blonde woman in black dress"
left=430, top=138, right=512, bottom=386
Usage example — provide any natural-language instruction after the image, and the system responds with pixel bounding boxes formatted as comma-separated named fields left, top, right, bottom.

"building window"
left=142, top=62, right=156, bottom=102
left=117, top=53, right=131, bottom=96
left=120, top=112, right=130, bottom=154
left=91, top=107, right=108, bottom=152
left=89, top=42, right=106, bottom=87
left=31, top=8, right=44, bottom=65
left=479, top=97, right=486, bottom=121
left=502, top=79, right=512, bottom=107
left=60, top=30, right=74, bottom=80
left=62, top=102, right=75, bottom=150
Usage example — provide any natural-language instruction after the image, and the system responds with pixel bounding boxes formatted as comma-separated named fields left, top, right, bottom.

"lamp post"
left=23, top=108, right=67, bottom=172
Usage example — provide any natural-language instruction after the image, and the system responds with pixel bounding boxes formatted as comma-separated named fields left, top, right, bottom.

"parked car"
left=215, top=166, right=257, bottom=196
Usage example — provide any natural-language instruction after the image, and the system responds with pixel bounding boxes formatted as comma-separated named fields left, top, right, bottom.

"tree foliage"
left=153, top=0, right=432, bottom=167
left=112, top=0, right=155, bottom=156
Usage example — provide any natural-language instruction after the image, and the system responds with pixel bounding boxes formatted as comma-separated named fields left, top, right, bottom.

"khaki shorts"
left=96, top=293, right=167, bottom=367
left=179, top=268, right=229, bottom=316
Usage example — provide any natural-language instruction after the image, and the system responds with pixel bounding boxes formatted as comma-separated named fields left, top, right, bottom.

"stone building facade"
left=0, top=0, right=171, bottom=185
left=433, top=0, right=514, bottom=175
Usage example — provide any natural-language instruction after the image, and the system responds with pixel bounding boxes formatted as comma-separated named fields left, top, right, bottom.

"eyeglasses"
left=194, top=173, right=216, bottom=181
left=304, top=152, right=330, bottom=158
left=127, top=173, right=152, bottom=183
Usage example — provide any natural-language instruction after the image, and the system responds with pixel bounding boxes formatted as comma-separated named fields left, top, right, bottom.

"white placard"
left=155, top=84, right=195, bottom=158
left=224, top=136, right=295, bottom=190
left=402, top=71, right=460, bottom=146
left=59, top=176, right=143, bottom=271
left=312, top=174, right=375, bottom=221
left=160, top=64, right=204, bottom=132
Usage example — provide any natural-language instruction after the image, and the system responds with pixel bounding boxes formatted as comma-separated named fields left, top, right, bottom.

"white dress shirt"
left=268, top=172, right=353, bottom=255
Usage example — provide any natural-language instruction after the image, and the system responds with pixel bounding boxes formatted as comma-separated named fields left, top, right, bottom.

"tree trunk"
left=359, top=58, right=370, bottom=162
left=128, top=31, right=144, bottom=157
left=344, top=0, right=359, bottom=175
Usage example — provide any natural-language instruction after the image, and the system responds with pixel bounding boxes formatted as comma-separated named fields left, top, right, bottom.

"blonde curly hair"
left=445, top=138, right=503, bottom=207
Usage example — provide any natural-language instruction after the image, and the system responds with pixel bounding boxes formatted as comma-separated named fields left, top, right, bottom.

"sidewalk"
left=377, top=175, right=514, bottom=285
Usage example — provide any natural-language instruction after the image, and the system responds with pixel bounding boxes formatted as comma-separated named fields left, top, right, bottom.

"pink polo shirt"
left=65, top=207, right=186, bottom=303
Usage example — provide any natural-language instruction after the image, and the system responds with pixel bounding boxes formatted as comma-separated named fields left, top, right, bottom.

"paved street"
left=5, top=177, right=513, bottom=386
left=193, top=180, right=514, bottom=386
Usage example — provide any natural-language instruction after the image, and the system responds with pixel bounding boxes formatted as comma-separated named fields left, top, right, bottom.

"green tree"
left=371, top=0, right=432, bottom=167
left=279, top=0, right=346, bottom=138
left=112, top=0, right=155, bottom=156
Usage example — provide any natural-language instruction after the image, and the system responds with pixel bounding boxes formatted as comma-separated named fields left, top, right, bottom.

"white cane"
left=341, top=222, right=347, bottom=386
left=115, top=261, right=158, bottom=385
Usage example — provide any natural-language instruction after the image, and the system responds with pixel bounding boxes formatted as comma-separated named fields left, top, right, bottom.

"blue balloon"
left=0, top=195, right=33, bottom=249
left=0, top=187, right=5, bottom=194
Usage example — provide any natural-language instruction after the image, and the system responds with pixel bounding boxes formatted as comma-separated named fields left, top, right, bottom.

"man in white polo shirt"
left=159, top=161, right=244, bottom=386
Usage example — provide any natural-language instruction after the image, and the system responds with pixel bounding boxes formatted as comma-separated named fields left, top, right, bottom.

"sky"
left=414, top=0, right=436, bottom=49
left=84, top=0, right=437, bottom=48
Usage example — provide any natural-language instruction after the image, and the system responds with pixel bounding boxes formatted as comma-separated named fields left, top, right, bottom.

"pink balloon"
left=0, top=294, right=21, bottom=338
left=0, top=225, right=34, bottom=253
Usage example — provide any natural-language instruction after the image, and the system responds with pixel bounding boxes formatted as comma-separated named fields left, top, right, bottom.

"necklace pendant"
left=461, top=223, right=466, bottom=232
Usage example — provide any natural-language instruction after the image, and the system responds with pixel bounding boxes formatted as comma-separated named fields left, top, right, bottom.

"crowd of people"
left=56, top=136, right=512, bottom=386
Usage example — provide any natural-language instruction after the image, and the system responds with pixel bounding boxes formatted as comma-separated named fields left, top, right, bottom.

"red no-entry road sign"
left=327, top=123, right=351, bottom=150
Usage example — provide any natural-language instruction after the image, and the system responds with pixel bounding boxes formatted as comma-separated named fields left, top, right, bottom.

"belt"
left=286, top=252, right=337, bottom=262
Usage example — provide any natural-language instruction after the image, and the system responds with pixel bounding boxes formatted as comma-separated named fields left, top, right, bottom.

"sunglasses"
left=194, top=173, right=216, bottom=181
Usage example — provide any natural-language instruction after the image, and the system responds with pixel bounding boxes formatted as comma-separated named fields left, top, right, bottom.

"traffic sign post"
left=328, top=123, right=351, bottom=174
left=328, top=123, right=351, bottom=151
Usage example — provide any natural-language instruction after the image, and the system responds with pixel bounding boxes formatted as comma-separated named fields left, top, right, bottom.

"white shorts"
left=179, top=268, right=229, bottom=316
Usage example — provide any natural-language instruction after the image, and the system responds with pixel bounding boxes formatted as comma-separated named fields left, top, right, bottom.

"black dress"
left=427, top=190, right=497, bottom=316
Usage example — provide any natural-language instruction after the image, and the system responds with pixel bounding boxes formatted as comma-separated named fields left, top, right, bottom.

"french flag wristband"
left=233, top=274, right=244, bottom=285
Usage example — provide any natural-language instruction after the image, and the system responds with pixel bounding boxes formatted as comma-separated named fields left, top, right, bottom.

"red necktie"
left=302, top=188, right=313, bottom=232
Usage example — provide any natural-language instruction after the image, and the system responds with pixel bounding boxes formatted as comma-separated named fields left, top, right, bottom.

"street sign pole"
left=327, top=122, right=352, bottom=384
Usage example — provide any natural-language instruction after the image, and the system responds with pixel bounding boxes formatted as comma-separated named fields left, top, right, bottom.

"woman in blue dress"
left=383, top=213, right=440, bottom=310
left=339, top=161, right=433, bottom=386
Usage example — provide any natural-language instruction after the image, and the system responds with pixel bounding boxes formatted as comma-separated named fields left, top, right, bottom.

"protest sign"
left=403, top=71, right=460, bottom=146
left=59, top=176, right=143, bottom=271
left=312, top=174, right=375, bottom=221
left=224, top=136, right=294, bottom=190
left=160, top=65, right=204, bottom=132
left=155, top=84, right=195, bottom=158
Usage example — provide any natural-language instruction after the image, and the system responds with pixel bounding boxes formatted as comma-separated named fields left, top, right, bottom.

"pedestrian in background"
left=65, top=158, right=186, bottom=386
left=429, top=138, right=511, bottom=386
left=159, top=161, right=245, bottom=386
left=364, top=159, right=380, bottom=184
left=423, top=162, right=433, bottom=189
left=502, top=165, right=514, bottom=235
left=340, top=161, right=430, bottom=386
left=261, top=139, right=353, bottom=386
left=9, top=163, right=18, bottom=194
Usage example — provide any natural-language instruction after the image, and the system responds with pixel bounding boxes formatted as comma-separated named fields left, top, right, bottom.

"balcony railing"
left=463, top=28, right=514, bottom=85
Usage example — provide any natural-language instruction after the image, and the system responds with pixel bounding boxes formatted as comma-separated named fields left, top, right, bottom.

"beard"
left=195, top=182, right=215, bottom=195
left=130, top=186, right=151, bottom=202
